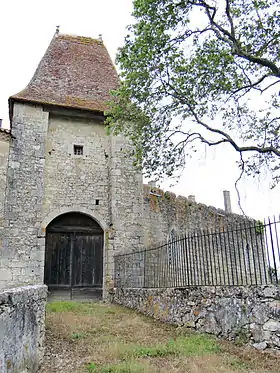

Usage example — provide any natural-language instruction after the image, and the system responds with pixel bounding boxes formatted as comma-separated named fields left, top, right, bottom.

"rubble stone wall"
left=143, top=184, right=253, bottom=249
left=113, top=285, right=280, bottom=350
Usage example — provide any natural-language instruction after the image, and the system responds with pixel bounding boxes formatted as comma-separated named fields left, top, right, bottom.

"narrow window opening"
left=95, top=200, right=99, bottom=205
left=74, top=145, right=83, bottom=155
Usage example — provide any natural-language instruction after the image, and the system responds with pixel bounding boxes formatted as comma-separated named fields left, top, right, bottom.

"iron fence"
left=114, top=217, right=280, bottom=288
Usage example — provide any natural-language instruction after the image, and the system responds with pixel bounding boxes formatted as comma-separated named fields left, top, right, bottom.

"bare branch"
left=235, top=153, right=247, bottom=216
left=159, top=73, right=280, bottom=158
left=261, top=79, right=280, bottom=94
left=231, top=74, right=269, bottom=95
left=188, top=106, right=280, bottom=157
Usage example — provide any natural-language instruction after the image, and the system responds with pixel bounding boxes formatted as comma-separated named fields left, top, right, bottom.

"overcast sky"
left=0, top=0, right=279, bottom=219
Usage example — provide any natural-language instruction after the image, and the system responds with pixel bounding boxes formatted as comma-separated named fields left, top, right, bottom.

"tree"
left=106, top=0, right=280, bottom=186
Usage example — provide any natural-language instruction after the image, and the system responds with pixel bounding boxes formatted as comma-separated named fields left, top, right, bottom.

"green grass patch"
left=46, top=301, right=130, bottom=318
left=86, top=361, right=148, bottom=373
left=46, top=301, right=113, bottom=315
left=168, top=334, right=220, bottom=356
left=46, top=301, right=88, bottom=313
left=119, top=334, right=219, bottom=360
left=71, top=331, right=87, bottom=340
left=99, top=362, right=148, bottom=373
left=87, top=362, right=97, bottom=372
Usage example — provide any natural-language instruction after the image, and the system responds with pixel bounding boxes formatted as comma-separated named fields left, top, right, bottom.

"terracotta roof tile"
left=10, top=34, right=119, bottom=113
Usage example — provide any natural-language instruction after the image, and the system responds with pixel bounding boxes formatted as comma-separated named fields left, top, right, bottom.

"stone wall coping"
left=142, top=183, right=253, bottom=220
left=0, top=284, right=47, bottom=296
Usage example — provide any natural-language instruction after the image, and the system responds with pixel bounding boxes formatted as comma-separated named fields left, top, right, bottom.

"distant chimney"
left=223, top=190, right=232, bottom=213
left=0, top=119, right=2, bottom=128
left=188, top=195, right=195, bottom=202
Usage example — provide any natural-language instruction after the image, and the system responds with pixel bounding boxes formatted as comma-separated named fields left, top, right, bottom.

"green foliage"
left=255, top=220, right=264, bottom=234
left=107, top=0, right=280, bottom=185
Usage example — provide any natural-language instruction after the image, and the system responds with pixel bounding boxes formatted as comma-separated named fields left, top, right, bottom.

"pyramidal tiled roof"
left=10, top=34, right=119, bottom=113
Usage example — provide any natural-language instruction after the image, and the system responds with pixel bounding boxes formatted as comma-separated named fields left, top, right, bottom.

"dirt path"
left=40, top=301, right=279, bottom=373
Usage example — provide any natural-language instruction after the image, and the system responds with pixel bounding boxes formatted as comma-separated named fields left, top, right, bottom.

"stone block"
left=263, top=320, right=280, bottom=332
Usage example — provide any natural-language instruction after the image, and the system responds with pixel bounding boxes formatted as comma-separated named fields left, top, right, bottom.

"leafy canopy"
left=106, top=0, right=280, bottom=185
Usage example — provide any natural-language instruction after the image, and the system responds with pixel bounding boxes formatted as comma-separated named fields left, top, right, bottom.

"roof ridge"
left=57, top=34, right=103, bottom=46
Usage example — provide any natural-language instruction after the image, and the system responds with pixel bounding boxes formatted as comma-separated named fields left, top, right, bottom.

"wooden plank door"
left=44, top=232, right=71, bottom=287
left=72, top=234, right=103, bottom=287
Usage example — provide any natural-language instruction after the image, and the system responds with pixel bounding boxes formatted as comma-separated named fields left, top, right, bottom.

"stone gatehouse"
left=0, top=32, right=251, bottom=297
left=0, top=32, right=143, bottom=295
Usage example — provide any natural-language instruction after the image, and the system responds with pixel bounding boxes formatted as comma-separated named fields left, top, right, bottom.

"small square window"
left=74, top=145, right=83, bottom=155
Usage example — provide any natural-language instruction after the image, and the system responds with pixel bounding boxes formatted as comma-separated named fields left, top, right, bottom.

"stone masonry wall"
left=143, top=184, right=253, bottom=248
left=41, top=113, right=143, bottom=291
left=0, top=103, right=49, bottom=289
left=0, top=103, right=144, bottom=292
left=113, top=286, right=280, bottom=350
left=42, top=113, right=113, bottom=290
left=0, top=285, right=47, bottom=373
left=110, top=136, right=144, bottom=252
left=138, top=185, right=266, bottom=287
left=0, top=131, right=10, bottom=228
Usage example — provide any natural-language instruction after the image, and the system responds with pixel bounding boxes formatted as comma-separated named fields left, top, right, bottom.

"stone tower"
left=0, top=33, right=143, bottom=296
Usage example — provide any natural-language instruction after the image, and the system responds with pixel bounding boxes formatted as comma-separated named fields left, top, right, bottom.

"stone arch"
left=44, top=210, right=105, bottom=298
left=39, top=206, right=108, bottom=237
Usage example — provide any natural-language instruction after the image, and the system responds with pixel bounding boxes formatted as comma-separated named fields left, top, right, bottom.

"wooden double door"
left=44, top=213, right=103, bottom=290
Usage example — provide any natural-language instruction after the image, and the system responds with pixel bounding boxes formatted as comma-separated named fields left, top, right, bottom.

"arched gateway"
left=44, top=212, right=104, bottom=298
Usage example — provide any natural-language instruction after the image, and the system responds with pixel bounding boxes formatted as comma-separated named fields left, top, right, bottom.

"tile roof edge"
left=9, top=96, right=106, bottom=114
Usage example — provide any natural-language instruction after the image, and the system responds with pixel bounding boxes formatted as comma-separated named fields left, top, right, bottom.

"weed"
left=133, top=345, right=170, bottom=358
left=87, top=362, right=96, bottom=372
left=122, top=334, right=220, bottom=360
left=227, top=356, right=248, bottom=370
left=99, top=362, right=147, bottom=373
left=71, top=331, right=86, bottom=340
left=234, top=328, right=250, bottom=346
left=167, top=335, right=220, bottom=356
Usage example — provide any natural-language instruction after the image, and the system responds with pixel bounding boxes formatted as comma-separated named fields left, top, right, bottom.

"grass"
left=40, top=301, right=279, bottom=373
left=129, top=335, right=220, bottom=359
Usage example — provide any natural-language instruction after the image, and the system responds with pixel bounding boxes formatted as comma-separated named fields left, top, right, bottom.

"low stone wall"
left=113, top=286, right=280, bottom=350
left=0, top=285, right=47, bottom=373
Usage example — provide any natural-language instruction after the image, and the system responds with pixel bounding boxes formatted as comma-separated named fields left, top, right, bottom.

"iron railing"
left=114, top=217, right=280, bottom=288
